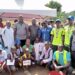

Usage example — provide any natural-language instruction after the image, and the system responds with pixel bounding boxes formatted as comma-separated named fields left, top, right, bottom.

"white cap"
left=26, top=48, right=29, bottom=51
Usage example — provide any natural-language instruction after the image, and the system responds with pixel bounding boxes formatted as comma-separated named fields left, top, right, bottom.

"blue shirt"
left=39, top=27, right=52, bottom=42
left=53, top=51, right=71, bottom=66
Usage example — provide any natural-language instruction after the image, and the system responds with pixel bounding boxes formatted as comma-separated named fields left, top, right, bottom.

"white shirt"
left=2, top=27, right=14, bottom=48
left=34, top=42, right=44, bottom=61
left=40, top=47, right=53, bottom=63
left=0, top=50, right=7, bottom=62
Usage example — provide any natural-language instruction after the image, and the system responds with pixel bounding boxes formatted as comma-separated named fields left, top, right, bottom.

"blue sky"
left=0, top=0, right=75, bottom=12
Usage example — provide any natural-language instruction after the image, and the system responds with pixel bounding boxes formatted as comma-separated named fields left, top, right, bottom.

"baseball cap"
left=56, top=19, right=61, bottom=23
left=67, top=16, right=74, bottom=21
left=25, top=48, right=29, bottom=51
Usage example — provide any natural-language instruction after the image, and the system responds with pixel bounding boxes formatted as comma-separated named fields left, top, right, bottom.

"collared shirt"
left=2, top=27, right=14, bottom=48
left=64, top=25, right=74, bottom=46
left=51, top=27, right=64, bottom=45
left=29, top=25, right=39, bottom=41
left=14, top=22, right=28, bottom=40
left=34, top=42, right=44, bottom=61
left=40, top=47, right=53, bottom=63
left=39, top=27, right=52, bottom=42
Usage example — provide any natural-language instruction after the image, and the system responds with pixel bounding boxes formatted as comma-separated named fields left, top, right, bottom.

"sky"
left=0, top=0, right=75, bottom=12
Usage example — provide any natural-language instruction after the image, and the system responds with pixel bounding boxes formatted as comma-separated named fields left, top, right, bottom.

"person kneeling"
left=40, top=42, right=53, bottom=70
left=53, top=45, right=73, bottom=75
left=19, top=48, right=31, bottom=70
left=7, top=46, right=17, bottom=75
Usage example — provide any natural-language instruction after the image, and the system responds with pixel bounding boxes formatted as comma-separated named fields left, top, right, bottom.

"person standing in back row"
left=64, top=16, right=74, bottom=51
left=51, top=19, right=64, bottom=52
left=28, top=18, right=39, bottom=45
left=39, top=21, right=52, bottom=42
left=14, top=15, right=28, bottom=47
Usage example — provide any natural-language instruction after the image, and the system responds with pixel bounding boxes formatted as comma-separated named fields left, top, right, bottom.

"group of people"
left=0, top=15, right=75, bottom=75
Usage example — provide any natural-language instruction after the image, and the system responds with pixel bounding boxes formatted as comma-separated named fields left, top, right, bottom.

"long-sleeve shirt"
left=40, top=47, right=53, bottom=63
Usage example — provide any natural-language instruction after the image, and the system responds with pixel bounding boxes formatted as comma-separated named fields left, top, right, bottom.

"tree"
left=45, top=1, right=62, bottom=12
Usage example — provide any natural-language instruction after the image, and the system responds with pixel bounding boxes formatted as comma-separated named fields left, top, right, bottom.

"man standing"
left=39, top=21, right=52, bottom=42
left=2, top=21, right=14, bottom=54
left=64, top=16, right=74, bottom=51
left=51, top=19, right=64, bottom=52
left=14, top=15, right=28, bottom=46
left=29, top=19, right=39, bottom=45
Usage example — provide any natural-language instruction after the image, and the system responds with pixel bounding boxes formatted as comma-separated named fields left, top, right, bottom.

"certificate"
left=23, top=60, right=31, bottom=66
left=7, top=59, right=15, bottom=65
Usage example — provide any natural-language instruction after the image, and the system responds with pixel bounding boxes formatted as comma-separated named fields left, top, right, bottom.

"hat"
left=25, top=48, right=29, bottom=51
left=67, top=16, right=74, bottom=21
left=56, top=19, right=61, bottom=23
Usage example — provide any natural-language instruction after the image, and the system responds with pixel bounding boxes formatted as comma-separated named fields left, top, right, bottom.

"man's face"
left=18, top=16, right=23, bottom=23
left=68, top=19, right=73, bottom=25
left=45, top=44, right=49, bottom=50
left=58, top=46, right=63, bottom=52
left=56, top=22, right=61, bottom=27
left=6, top=22, right=11, bottom=28
left=11, top=49, right=16, bottom=54
left=32, top=19, right=36, bottom=25
left=26, top=39, right=30, bottom=46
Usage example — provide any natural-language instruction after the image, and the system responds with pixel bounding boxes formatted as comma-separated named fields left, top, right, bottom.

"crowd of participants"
left=0, top=15, right=75, bottom=75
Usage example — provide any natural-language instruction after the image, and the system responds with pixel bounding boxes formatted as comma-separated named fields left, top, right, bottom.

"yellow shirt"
left=51, top=27, right=64, bottom=45
left=64, top=25, right=74, bottom=46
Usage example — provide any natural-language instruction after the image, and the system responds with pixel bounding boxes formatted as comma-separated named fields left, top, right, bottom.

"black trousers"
left=20, top=40, right=26, bottom=47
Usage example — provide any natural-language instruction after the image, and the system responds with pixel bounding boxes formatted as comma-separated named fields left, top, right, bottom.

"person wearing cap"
left=2, top=21, right=14, bottom=54
left=14, top=15, right=28, bottom=46
left=40, top=42, right=53, bottom=70
left=48, top=20, right=55, bottom=28
left=19, top=47, right=31, bottom=68
left=28, top=18, right=40, bottom=45
left=64, top=16, right=74, bottom=51
left=53, top=45, right=72, bottom=75
left=51, top=19, right=64, bottom=52
left=39, top=21, right=52, bottom=42
left=0, top=46, right=7, bottom=72
left=70, top=29, right=75, bottom=68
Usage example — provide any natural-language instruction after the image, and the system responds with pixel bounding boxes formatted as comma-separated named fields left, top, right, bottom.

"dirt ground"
left=0, top=66, right=49, bottom=75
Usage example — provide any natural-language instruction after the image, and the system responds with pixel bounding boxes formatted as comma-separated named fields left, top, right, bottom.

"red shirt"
left=0, top=22, right=3, bottom=28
